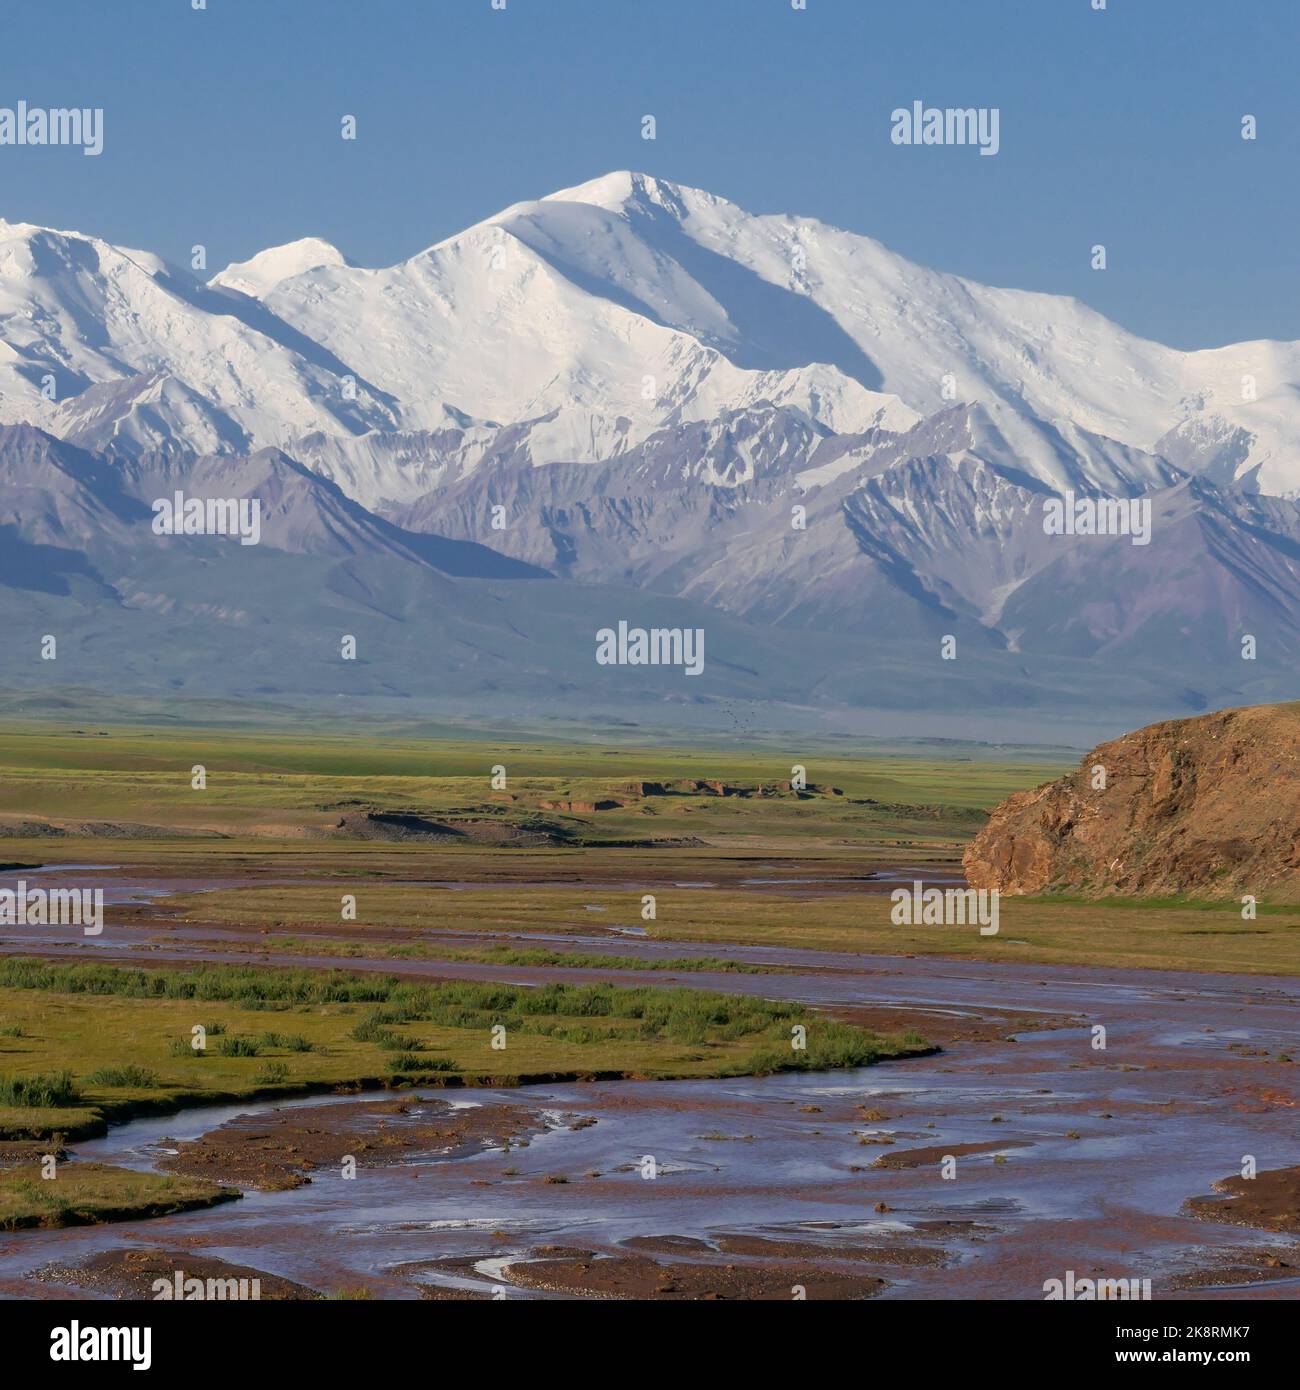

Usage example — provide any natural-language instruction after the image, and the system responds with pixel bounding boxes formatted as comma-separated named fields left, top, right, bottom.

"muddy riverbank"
left=0, top=947, right=1295, bottom=1299
left=1, top=861, right=1297, bottom=1300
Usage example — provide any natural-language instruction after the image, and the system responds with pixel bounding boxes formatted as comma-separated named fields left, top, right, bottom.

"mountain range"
left=0, top=171, right=1296, bottom=739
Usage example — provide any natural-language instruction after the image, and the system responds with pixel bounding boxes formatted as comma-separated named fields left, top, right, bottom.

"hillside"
left=963, top=702, right=1300, bottom=900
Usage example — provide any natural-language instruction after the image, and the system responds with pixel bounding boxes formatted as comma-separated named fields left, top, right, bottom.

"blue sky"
left=0, top=0, right=1294, bottom=348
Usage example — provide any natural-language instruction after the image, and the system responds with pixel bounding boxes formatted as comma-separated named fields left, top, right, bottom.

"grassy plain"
left=0, top=723, right=1048, bottom=845
left=0, top=960, right=926, bottom=1141
left=156, top=881, right=1300, bottom=977
left=0, top=717, right=1294, bottom=1157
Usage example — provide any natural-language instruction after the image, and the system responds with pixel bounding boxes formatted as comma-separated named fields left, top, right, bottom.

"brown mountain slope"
left=963, top=702, right=1300, bottom=900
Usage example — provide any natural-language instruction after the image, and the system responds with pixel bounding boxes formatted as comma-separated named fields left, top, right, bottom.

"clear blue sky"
left=1, top=0, right=1295, bottom=349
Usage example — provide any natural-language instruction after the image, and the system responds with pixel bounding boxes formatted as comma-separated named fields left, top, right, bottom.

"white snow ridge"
left=1, top=172, right=1297, bottom=497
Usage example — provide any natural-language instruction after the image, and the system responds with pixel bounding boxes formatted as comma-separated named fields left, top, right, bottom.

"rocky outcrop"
left=539, top=799, right=622, bottom=813
left=963, top=702, right=1300, bottom=900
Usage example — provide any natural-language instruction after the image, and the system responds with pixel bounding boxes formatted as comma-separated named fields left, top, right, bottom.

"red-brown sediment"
left=1183, top=1166, right=1300, bottom=1235
left=32, top=1247, right=317, bottom=1299
left=159, top=1095, right=542, bottom=1191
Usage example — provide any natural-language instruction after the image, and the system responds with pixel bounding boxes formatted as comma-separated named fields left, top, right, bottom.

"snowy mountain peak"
left=0, top=217, right=171, bottom=282
left=1, top=177, right=1299, bottom=495
left=540, top=169, right=701, bottom=216
left=210, top=236, right=350, bottom=297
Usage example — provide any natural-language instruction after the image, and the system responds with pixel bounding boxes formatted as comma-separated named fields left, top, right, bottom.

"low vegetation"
left=0, top=1162, right=236, bottom=1230
left=0, top=1071, right=80, bottom=1109
left=169, top=879, right=1300, bottom=975
left=0, top=959, right=926, bottom=1141
left=264, top=939, right=773, bottom=973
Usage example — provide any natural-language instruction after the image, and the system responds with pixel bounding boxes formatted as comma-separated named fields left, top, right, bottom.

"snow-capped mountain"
left=4, top=171, right=1298, bottom=499
left=235, top=169, right=1300, bottom=499
left=209, top=236, right=352, bottom=299
left=0, top=174, right=1298, bottom=731
left=490, top=172, right=1299, bottom=494
left=388, top=399, right=1300, bottom=671
left=0, top=219, right=398, bottom=457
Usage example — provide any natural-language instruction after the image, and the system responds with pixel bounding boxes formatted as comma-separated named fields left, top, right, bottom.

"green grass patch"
left=0, top=959, right=926, bottom=1141
left=0, top=1162, right=236, bottom=1230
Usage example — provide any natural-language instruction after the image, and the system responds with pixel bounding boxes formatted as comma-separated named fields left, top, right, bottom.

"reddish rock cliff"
left=963, top=702, right=1300, bottom=900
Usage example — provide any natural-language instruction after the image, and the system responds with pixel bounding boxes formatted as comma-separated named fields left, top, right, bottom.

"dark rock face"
left=963, top=702, right=1300, bottom=900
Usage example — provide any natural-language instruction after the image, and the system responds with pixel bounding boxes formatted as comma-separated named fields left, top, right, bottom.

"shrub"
left=256, top=1032, right=313, bottom=1053
left=0, top=1070, right=80, bottom=1107
left=349, top=1014, right=396, bottom=1044
left=384, top=1053, right=427, bottom=1073
left=86, top=1065, right=158, bottom=1088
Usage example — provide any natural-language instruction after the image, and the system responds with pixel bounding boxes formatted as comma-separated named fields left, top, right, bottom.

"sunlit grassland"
left=263, top=942, right=777, bottom=973
left=0, top=724, right=1061, bottom=804
left=0, top=960, right=926, bottom=1141
left=153, top=878, right=1300, bottom=976
left=0, top=723, right=1063, bottom=844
